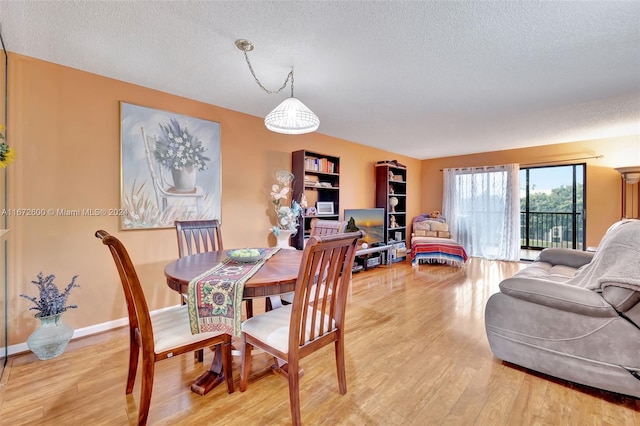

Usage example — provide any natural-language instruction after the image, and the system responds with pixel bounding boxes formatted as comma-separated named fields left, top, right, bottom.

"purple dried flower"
left=20, top=272, right=80, bottom=317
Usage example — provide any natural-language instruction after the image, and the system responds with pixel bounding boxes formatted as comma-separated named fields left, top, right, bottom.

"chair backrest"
left=95, top=230, right=155, bottom=354
left=175, top=219, right=224, bottom=257
left=288, top=231, right=364, bottom=356
left=310, top=219, right=347, bottom=237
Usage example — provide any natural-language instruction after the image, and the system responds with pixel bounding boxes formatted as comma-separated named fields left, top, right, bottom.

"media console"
left=353, top=243, right=392, bottom=272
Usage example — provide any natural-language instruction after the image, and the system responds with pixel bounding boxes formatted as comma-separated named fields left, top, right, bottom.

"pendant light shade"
left=236, top=39, right=320, bottom=135
left=264, top=97, right=320, bottom=135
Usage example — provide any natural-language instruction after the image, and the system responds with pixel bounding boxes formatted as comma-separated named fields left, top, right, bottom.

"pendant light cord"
left=240, top=48, right=295, bottom=97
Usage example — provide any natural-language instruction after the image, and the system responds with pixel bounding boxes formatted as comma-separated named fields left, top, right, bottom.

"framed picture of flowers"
left=119, top=102, right=221, bottom=230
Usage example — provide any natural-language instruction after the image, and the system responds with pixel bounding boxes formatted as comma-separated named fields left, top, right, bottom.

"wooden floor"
left=1, top=258, right=639, bottom=425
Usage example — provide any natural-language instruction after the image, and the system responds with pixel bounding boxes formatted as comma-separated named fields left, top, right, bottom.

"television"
left=343, top=208, right=385, bottom=246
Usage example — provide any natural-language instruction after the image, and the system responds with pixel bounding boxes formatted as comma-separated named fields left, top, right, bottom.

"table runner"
left=187, top=247, right=281, bottom=336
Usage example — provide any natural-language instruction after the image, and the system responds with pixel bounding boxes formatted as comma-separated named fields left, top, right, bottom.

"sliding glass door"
left=520, top=164, right=585, bottom=252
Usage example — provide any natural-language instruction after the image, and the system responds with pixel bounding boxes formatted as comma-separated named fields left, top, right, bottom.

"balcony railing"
left=520, top=211, right=583, bottom=249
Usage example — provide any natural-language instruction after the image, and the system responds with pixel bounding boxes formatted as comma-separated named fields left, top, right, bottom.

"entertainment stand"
left=353, top=243, right=392, bottom=272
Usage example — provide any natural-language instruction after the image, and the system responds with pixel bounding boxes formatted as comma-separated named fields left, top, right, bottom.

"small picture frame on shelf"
left=395, top=231, right=403, bottom=241
left=316, top=201, right=334, bottom=215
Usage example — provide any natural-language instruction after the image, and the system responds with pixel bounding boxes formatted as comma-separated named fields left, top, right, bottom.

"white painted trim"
left=2, top=304, right=181, bottom=357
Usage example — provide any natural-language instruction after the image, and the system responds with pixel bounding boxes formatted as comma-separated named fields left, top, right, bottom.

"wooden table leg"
left=190, top=345, right=224, bottom=395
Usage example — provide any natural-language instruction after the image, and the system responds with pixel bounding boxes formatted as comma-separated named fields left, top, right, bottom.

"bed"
left=411, top=236, right=468, bottom=267
left=410, top=214, right=468, bottom=267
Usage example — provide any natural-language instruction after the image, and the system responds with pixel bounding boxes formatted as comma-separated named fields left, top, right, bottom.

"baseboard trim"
left=2, top=304, right=181, bottom=357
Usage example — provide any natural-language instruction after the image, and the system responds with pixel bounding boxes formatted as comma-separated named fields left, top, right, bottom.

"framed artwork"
left=120, top=102, right=221, bottom=230
left=316, top=202, right=334, bottom=215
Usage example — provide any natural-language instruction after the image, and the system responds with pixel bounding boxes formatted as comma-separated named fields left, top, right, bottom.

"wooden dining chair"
left=239, top=230, right=364, bottom=426
left=95, top=230, right=234, bottom=426
left=175, top=219, right=224, bottom=257
left=279, top=219, right=348, bottom=305
left=309, top=219, right=348, bottom=237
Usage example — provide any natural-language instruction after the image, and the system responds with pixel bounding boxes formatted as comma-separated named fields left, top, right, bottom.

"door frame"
left=520, top=163, right=586, bottom=251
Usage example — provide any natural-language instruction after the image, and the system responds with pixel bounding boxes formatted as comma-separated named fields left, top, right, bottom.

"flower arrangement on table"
left=20, top=272, right=80, bottom=318
left=0, top=125, right=16, bottom=168
left=153, top=118, right=210, bottom=172
left=270, top=169, right=302, bottom=236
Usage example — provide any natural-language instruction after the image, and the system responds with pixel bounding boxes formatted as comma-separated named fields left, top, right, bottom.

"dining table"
left=164, top=248, right=303, bottom=395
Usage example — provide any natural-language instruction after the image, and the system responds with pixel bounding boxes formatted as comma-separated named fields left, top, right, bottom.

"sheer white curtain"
left=443, top=164, right=520, bottom=261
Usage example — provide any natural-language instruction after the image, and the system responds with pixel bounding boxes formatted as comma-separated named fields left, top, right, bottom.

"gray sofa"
left=485, top=219, right=640, bottom=398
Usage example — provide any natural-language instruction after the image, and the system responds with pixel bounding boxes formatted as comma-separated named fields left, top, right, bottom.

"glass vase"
left=26, top=313, right=74, bottom=360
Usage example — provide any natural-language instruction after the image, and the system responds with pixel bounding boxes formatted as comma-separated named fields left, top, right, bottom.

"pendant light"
left=236, top=39, right=319, bottom=135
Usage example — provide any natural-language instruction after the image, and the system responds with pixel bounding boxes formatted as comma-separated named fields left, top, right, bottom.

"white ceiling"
left=1, top=1, right=639, bottom=160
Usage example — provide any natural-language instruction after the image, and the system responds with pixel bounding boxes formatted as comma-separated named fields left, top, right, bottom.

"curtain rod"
left=439, top=154, right=603, bottom=171
left=521, top=154, right=603, bottom=167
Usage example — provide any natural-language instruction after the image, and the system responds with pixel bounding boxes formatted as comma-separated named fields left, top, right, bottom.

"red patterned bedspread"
left=411, top=236, right=468, bottom=267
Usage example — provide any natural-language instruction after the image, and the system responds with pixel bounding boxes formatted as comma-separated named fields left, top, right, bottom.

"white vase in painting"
left=171, top=166, right=196, bottom=192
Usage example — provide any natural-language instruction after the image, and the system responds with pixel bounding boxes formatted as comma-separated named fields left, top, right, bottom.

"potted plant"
left=153, top=118, right=210, bottom=192
left=20, top=272, right=80, bottom=360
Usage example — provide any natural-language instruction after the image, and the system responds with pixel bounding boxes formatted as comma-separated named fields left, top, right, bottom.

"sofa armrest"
left=601, top=286, right=640, bottom=312
left=499, top=277, right=617, bottom=317
left=537, top=248, right=594, bottom=269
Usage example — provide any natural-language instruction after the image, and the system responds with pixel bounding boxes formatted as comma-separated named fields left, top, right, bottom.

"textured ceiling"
left=1, top=1, right=639, bottom=159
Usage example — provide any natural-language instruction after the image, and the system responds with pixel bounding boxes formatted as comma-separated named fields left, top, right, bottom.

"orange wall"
left=4, top=53, right=420, bottom=344
left=420, top=135, right=640, bottom=247
left=4, top=52, right=638, bottom=346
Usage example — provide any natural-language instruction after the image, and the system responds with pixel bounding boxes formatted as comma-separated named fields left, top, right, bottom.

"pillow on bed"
left=427, top=220, right=448, bottom=232
left=413, top=221, right=431, bottom=231
left=437, top=231, right=451, bottom=238
left=413, top=230, right=438, bottom=237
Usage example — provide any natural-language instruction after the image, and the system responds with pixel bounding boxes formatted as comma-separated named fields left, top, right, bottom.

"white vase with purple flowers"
left=20, top=272, right=80, bottom=360
left=27, top=313, right=74, bottom=360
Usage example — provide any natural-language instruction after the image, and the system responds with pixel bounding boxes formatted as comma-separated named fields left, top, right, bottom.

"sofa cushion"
left=513, top=261, right=577, bottom=282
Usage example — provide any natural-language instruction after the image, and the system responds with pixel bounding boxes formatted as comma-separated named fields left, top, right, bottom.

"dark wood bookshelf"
left=375, top=163, right=408, bottom=261
left=291, top=150, right=341, bottom=249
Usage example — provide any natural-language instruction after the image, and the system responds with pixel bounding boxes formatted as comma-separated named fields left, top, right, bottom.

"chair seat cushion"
left=151, top=305, right=225, bottom=354
left=242, top=305, right=335, bottom=354
left=243, top=304, right=292, bottom=353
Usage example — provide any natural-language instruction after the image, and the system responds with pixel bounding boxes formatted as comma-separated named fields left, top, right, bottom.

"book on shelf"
left=304, top=156, right=335, bottom=173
